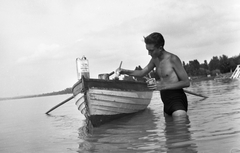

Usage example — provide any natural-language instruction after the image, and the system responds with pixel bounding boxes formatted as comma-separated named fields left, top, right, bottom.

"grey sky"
left=0, top=0, right=239, bottom=96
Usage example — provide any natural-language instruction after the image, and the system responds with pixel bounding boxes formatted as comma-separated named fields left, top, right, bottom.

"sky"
left=0, top=0, right=240, bottom=97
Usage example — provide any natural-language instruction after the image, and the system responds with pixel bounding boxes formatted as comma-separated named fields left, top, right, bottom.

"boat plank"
left=89, top=94, right=151, bottom=105
left=90, top=105, right=145, bottom=115
left=74, top=93, right=84, bottom=106
left=89, top=100, right=148, bottom=110
left=89, top=88, right=152, bottom=99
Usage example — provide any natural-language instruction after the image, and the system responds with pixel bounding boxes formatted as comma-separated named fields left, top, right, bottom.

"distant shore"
left=0, top=88, right=72, bottom=101
left=0, top=72, right=233, bottom=101
left=190, top=72, right=232, bottom=82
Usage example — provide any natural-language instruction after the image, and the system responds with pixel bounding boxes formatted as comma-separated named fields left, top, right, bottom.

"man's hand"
left=146, top=78, right=165, bottom=90
left=114, top=68, right=123, bottom=79
left=146, top=78, right=157, bottom=90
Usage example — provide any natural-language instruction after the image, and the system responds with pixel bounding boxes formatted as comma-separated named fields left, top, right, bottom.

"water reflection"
left=77, top=109, right=160, bottom=152
left=164, top=116, right=197, bottom=153
left=77, top=108, right=197, bottom=153
left=190, top=79, right=240, bottom=97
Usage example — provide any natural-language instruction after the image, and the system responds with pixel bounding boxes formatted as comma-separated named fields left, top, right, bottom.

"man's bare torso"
left=152, top=51, right=179, bottom=83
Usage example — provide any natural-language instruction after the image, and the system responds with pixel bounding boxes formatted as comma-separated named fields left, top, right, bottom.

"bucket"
left=98, top=71, right=114, bottom=80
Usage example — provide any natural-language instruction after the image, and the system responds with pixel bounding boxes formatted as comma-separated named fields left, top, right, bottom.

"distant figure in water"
left=117, top=32, right=190, bottom=117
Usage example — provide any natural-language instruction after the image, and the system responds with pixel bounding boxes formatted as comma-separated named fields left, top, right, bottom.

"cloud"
left=17, top=43, right=61, bottom=63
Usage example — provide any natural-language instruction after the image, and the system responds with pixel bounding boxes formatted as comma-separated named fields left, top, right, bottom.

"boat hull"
left=72, top=77, right=153, bottom=127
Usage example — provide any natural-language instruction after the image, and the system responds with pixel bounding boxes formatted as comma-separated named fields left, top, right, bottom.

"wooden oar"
left=184, top=89, right=208, bottom=98
left=144, top=75, right=208, bottom=98
left=45, top=95, right=74, bottom=114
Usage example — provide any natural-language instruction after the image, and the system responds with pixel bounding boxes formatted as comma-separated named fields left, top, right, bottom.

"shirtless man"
left=117, top=32, right=190, bottom=117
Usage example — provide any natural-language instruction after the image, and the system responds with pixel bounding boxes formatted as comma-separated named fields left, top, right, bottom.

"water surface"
left=0, top=79, right=240, bottom=153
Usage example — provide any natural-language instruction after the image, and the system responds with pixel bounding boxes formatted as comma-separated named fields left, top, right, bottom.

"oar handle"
left=119, top=61, right=122, bottom=69
left=184, top=89, right=208, bottom=98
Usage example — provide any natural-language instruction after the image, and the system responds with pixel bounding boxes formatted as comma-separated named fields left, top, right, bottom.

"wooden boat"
left=72, top=77, right=153, bottom=127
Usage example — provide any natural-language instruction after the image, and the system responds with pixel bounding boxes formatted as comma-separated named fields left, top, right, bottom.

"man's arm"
left=120, top=60, right=155, bottom=77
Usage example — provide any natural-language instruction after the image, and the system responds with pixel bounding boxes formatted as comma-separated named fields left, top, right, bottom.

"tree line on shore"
left=123, top=53, right=240, bottom=81
left=183, top=54, right=240, bottom=77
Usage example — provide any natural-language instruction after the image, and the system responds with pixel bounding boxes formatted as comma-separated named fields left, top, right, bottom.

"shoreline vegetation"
left=0, top=72, right=233, bottom=101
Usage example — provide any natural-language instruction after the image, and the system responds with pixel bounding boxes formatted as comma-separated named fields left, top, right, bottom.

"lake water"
left=0, top=79, right=240, bottom=153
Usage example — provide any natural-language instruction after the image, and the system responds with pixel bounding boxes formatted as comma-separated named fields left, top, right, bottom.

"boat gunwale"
left=72, top=77, right=151, bottom=96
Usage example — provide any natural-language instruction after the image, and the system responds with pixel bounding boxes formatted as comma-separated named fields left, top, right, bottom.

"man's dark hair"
left=144, top=32, right=165, bottom=48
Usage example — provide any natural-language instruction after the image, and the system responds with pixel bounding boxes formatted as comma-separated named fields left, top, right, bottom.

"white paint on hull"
left=88, top=89, right=152, bottom=115
left=74, top=89, right=153, bottom=116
